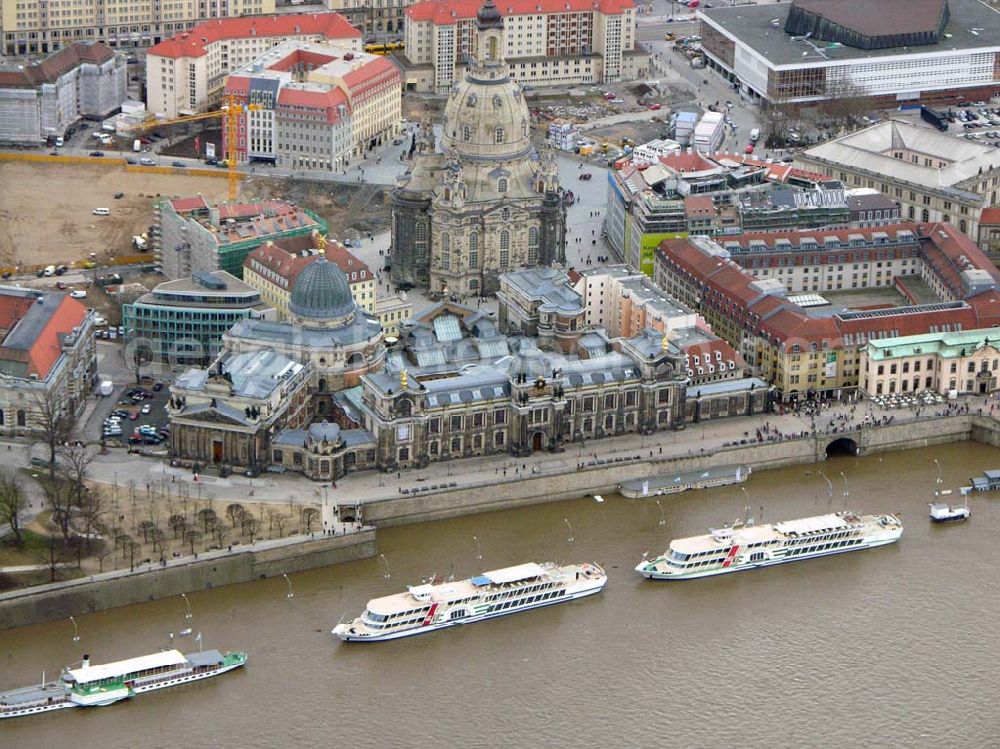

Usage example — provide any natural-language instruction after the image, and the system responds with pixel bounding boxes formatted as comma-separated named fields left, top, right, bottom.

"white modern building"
left=146, top=13, right=361, bottom=118
left=401, top=0, right=646, bottom=93
left=699, top=0, right=1000, bottom=107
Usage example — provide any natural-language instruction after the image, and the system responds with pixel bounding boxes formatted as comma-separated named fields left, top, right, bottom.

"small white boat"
left=928, top=502, right=970, bottom=523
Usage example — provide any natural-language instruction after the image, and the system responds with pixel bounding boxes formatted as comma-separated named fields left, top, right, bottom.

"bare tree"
left=184, top=528, right=202, bottom=555
left=58, top=443, right=96, bottom=510
left=150, top=527, right=166, bottom=559
left=31, top=391, right=71, bottom=480
left=168, top=514, right=187, bottom=539
left=43, top=478, right=74, bottom=543
left=197, top=507, right=217, bottom=533
left=123, top=537, right=139, bottom=571
left=211, top=520, right=230, bottom=549
left=226, top=503, right=245, bottom=529
left=77, top=486, right=105, bottom=555
left=273, top=511, right=286, bottom=539
left=0, top=470, right=27, bottom=546
left=137, top=520, right=157, bottom=543
left=302, top=507, right=320, bottom=535
left=244, top=516, right=260, bottom=544
left=124, top=337, right=154, bottom=386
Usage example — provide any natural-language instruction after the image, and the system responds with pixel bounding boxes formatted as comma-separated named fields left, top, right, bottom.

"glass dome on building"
left=289, top=258, right=356, bottom=322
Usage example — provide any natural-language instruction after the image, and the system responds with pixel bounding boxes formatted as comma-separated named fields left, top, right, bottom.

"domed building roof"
left=440, top=56, right=531, bottom=162
left=476, top=0, right=503, bottom=29
left=289, top=258, right=356, bottom=321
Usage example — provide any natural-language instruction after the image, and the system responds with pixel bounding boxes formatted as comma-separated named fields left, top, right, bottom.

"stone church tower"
left=390, top=0, right=566, bottom=296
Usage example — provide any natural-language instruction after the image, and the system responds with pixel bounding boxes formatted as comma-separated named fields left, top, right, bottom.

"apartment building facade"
left=146, top=13, right=361, bottom=118
left=2, top=0, right=274, bottom=56
left=223, top=40, right=402, bottom=170
left=401, top=0, right=644, bottom=93
left=654, top=224, right=1000, bottom=400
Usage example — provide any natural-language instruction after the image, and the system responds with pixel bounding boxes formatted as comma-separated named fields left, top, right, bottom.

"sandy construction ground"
left=0, top=162, right=232, bottom=269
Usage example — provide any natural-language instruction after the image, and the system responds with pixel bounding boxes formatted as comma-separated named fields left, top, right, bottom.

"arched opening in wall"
left=826, top=437, right=859, bottom=458
left=318, top=378, right=327, bottom=392
left=531, top=431, right=543, bottom=452
left=347, top=352, right=364, bottom=368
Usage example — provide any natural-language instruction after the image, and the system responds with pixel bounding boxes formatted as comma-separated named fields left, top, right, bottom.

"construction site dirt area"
left=0, top=162, right=231, bottom=269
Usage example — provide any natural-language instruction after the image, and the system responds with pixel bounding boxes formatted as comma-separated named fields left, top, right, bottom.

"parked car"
left=140, top=404, right=151, bottom=414
left=56, top=281, right=67, bottom=290
left=745, top=143, right=755, bottom=154
left=89, top=151, right=105, bottom=157
left=578, top=173, right=593, bottom=180
left=205, top=157, right=219, bottom=166
left=171, top=161, right=186, bottom=168
left=114, top=192, right=124, bottom=199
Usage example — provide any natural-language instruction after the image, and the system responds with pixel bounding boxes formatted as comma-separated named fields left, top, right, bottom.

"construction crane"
left=132, top=94, right=260, bottom=201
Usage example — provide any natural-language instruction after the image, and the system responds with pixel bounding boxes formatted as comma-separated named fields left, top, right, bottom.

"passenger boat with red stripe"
left=635, top=510, right=903, bottom=581
left=332, top=561, right=607, bottom=642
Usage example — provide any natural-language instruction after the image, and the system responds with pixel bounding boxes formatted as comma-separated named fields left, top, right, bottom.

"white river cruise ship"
left=0, top=648, right=246, bottom=720
left=635, top=511, right=903, bottom=581
left=333, top=561, right=606, bottom=642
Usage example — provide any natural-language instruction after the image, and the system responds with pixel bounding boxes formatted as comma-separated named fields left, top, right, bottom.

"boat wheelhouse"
left=635, top=511, right=903, bottom=581
left=0, top=648, right=246, bottom=720
left=333, top=561, right=606, bottom=642
left=928, top=502, right=970, bottom=523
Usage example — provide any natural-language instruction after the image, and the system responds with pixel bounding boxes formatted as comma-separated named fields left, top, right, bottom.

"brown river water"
left=2, top=442, right=999, bottom=748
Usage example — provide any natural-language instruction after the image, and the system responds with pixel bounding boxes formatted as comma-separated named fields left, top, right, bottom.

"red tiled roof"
left=263, top=234, right=372, bottom=286
left=407, top=0, right=633, bottom=24
left=28, top=297, right=87, bottom=378
left=684, top=195, right=715, bottom=217
left=659, top=152, right=717, bottom=173
left=0, top=42, right=116, bottom=88
left=268, top=48, right=339, bottom=72
left=276, top=86, right=350, bottom=123
left=245, top=239, right=321, bottom=290
left=658, top=224, right=1000, bottom=352
left=980, top=207, right=1000, bottom=225
left=170, top=196, right=209, bottom=213
left=148, top=13, right=360, bottom=60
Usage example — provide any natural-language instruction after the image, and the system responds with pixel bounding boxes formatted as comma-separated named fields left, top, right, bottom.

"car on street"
left=205, top=157, right=219, bottom=165
left=129, top=411, right=139, bottom=420
left=126, top=158, right=138, bottom=165
left=140, top=404, right=151, bottom=414
left=114, top=192, right=124, bottom=199
left=89, top=151, right=104, bottom=157
left=139, top=157, right=156, bottom=165
left=171, top=161, right=186, bottom=168
left=647, top=103, right=661, bottom=111
left=579, top=173, right=592, bottom=180
left=50, top=151, right=59, bottom=156
left=745, top=143, right=755, bottom=154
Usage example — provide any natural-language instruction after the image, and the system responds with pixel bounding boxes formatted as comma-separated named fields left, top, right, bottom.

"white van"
left=92, top=208, right=110, bottom=216
left=139, top=157, right=156, bottom=166
left=43, top=265, right=56, bottom=276
left=70, top=290, right=87, bottom=299
left=750, top=127, right=761, bottom=143
left=55, top=137, right=64, bottom=147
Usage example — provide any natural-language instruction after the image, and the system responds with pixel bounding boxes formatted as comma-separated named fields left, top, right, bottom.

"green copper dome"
left=289, top=258, right=356, bottom=320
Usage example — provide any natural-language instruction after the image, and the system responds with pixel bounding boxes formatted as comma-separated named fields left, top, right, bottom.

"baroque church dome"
left=439, top=10, right=531, bottom=162
left=289, top=258, right=356, bottom=321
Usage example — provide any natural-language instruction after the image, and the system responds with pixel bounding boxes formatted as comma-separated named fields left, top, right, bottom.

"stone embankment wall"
left=362, top=415, right=980, bottom=527
left=0, top=530, right=375, bottom=631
